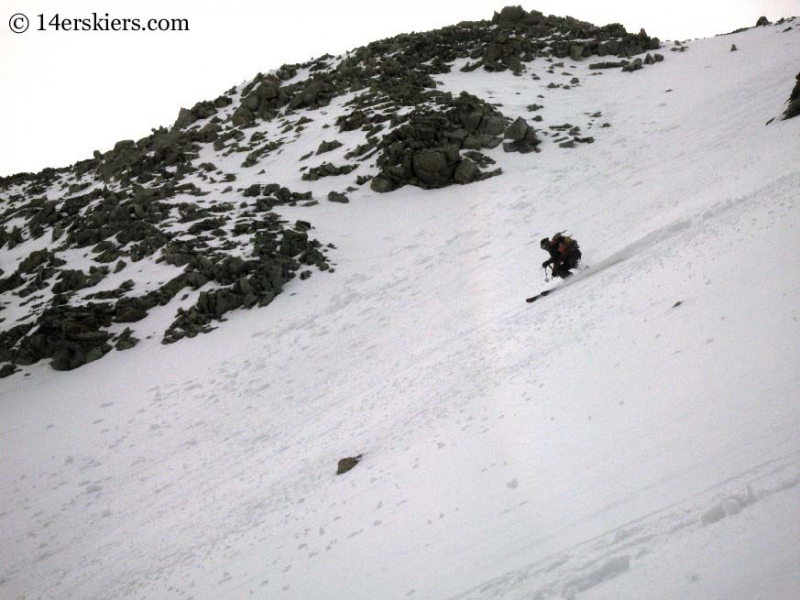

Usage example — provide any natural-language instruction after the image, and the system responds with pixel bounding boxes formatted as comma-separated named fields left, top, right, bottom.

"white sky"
left=1, top=0, right=797, bottom=176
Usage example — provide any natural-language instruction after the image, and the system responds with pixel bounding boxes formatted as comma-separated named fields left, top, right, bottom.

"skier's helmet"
left=540, top=237, right=549, bottom=249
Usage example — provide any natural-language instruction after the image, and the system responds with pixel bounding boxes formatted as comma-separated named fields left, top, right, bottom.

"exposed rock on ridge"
left=0, top=6, right=669, bottom=374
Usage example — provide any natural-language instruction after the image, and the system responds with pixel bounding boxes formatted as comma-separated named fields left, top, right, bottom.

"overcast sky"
left=2, top=0, right=797, bottom=177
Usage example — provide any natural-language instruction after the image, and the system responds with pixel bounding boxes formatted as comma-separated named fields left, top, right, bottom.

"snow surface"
left=2, top=23, right=800, bottom=600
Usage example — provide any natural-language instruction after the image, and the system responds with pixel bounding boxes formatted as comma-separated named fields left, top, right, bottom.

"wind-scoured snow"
left=2, top=22, right=800, bottom=600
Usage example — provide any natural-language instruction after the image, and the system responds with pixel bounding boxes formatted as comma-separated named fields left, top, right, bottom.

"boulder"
left=502, top=118, right=540, bottom=153
left=338, top=110, right=366, bottom=132
left=316, top=140, right=344, bottom=155
left=589, top=60, right=629, bottom=70
left=115, top=304, right=148, bottom=323
left=327, top=191, right=350, bottom=203
left=504, top=116, right=530, bottom=141
left=412, top=150, right=452, bottom=186
left=454, top=158, right=479, bottom=184
left=115, top=328, right=139, bottom=351
left=622, top=58, right=644, bottom=72
left=370, top=175, right=394, bottom=193
left=461, top=135, right=482, bottom=150
left=52, top=270, right=89, bottom=294
left=482, top=116, right=507, bottom=136
left=19, top=249, right=61, bottom=274
left=336, top=455, right=363, bottom=475
left=279, top=229, right=310, bottom=257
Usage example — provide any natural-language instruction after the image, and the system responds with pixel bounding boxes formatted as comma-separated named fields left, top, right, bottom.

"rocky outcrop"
left=316, top=140, right=344, bottom=155
left=161, top=224, right=331, bottom=344
left=174, top=95, right=233, bottom=128
left=783, top=72, right=800, bottom=120
left=0, top=6, right=671, bottom=375
left=369, top=91, right=508, bottom=192
left=14, top=303, right=115, bottom=371
left=0, top=169, right=332, bottom=372
left=302, top=163, right=358, bottom=181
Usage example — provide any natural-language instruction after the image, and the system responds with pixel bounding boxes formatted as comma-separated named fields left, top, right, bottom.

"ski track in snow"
left=2, top=20, right=800, bottom=600
left=526, top=171, right=799, bottom=303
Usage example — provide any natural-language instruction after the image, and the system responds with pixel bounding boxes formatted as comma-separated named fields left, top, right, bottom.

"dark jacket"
left=542, top=235, right=580, bottom=270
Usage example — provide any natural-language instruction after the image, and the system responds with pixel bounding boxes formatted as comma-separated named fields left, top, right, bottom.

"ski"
left=526, top=264, right=589, bottom=302
left=525, top=289, right=553, bottom=303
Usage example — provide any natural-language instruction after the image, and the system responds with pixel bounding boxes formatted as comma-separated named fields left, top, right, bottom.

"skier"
left=540, top=232, right=581, bottom=278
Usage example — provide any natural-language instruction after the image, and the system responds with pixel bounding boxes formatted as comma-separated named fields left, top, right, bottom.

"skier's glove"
left=541, top=260, right=550, bottom=268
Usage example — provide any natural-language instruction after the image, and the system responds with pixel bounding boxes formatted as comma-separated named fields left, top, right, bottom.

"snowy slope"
left=2, top=20, right=800, bottom=600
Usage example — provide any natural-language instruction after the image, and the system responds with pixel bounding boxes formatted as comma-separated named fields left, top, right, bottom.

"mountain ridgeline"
left=0, top=7, right=793, bottom=375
